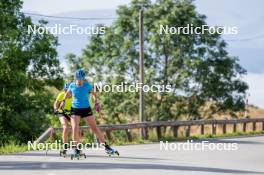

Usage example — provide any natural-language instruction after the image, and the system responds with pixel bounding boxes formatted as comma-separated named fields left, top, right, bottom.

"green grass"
left=0, top=141, right=28, bottom=155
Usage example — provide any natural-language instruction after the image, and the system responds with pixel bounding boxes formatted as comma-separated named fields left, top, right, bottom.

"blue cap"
left=75, top=69, right=85, bottom=80
left=64, top=82, right=71, bottom=90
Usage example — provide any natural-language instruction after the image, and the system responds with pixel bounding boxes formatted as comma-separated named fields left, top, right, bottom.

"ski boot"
left=59, top=144, right=68, bottom=158
left=59, top=149, right=67, bottom=158
left=105, top=144, right=119, bottom=156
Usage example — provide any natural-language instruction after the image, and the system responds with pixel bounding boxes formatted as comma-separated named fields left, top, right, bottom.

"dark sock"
left=104, top=142, right=111, bottom=149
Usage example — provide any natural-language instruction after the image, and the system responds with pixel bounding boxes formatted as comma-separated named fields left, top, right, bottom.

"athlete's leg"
left=59, top=117, right=69, bottom=143
left=84, top=116, right=105, bottom=143
left=84, top=115, right=118, bottom=155
left=70, top=115, right=81, bottom=144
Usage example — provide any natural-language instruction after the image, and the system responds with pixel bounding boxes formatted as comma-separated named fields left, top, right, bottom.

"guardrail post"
left=186, top=125, right=191, bottom=137
left=163, top=126, right=167, bottom=136
left=80, top=130, right=84, bottom=137
left=201, top=124, right=205, bottom=135
left=233, top=123, right=237, bottom=133
left=106, top=130, right=112, bottom=142
left=243, top=123, right=247, bottom=132
left=253, top=121, right=256, bottom=131
left=144, top=127, right=149, bottom=140
left=212, top=124, right=216, bottom=135
left=223, top=123, right=227, bottom=134
left=156, top=126, right=162, bottom=140
left=50, top=128, right=55, bottom=140
left=125, top=129, right=133, bottom=142
left=172, top=126, right=179, bottom=137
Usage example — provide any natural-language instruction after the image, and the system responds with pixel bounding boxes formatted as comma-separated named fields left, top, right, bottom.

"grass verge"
left=0, top=142, right=28, bottom=155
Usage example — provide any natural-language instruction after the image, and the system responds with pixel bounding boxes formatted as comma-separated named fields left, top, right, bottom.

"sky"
left=22, top=0, right=131, bottom=14
left=22, top=0, right=264, bottom=108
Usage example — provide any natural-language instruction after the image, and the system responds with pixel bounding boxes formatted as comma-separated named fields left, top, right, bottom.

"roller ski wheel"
left=106, top=149, right=120, bottom=157
left=70, top=152, right=86, bottom=160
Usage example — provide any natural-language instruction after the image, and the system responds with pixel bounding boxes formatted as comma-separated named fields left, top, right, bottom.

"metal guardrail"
left=35, top=118, right=264, bottom=143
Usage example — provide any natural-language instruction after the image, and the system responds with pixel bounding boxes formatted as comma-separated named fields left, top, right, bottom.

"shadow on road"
left=0, top=161, right=262, bottom=174
left=6, top=152, right=168, bottom=161
left=195, top=138, right=264, bottom=145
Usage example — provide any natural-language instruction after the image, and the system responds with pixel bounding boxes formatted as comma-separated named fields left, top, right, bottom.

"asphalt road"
left=1, top=135, right=264, bottom=175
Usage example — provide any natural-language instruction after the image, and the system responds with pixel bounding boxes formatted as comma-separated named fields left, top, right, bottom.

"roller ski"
left=105, top=145, right=119, bottom=156
left=70, top=148, right=86, bottom=160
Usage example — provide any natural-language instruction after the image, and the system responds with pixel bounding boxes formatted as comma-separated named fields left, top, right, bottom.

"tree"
left=66, top=0, right=248, bottom=123
left=0, top=0, right=63, bottom=145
